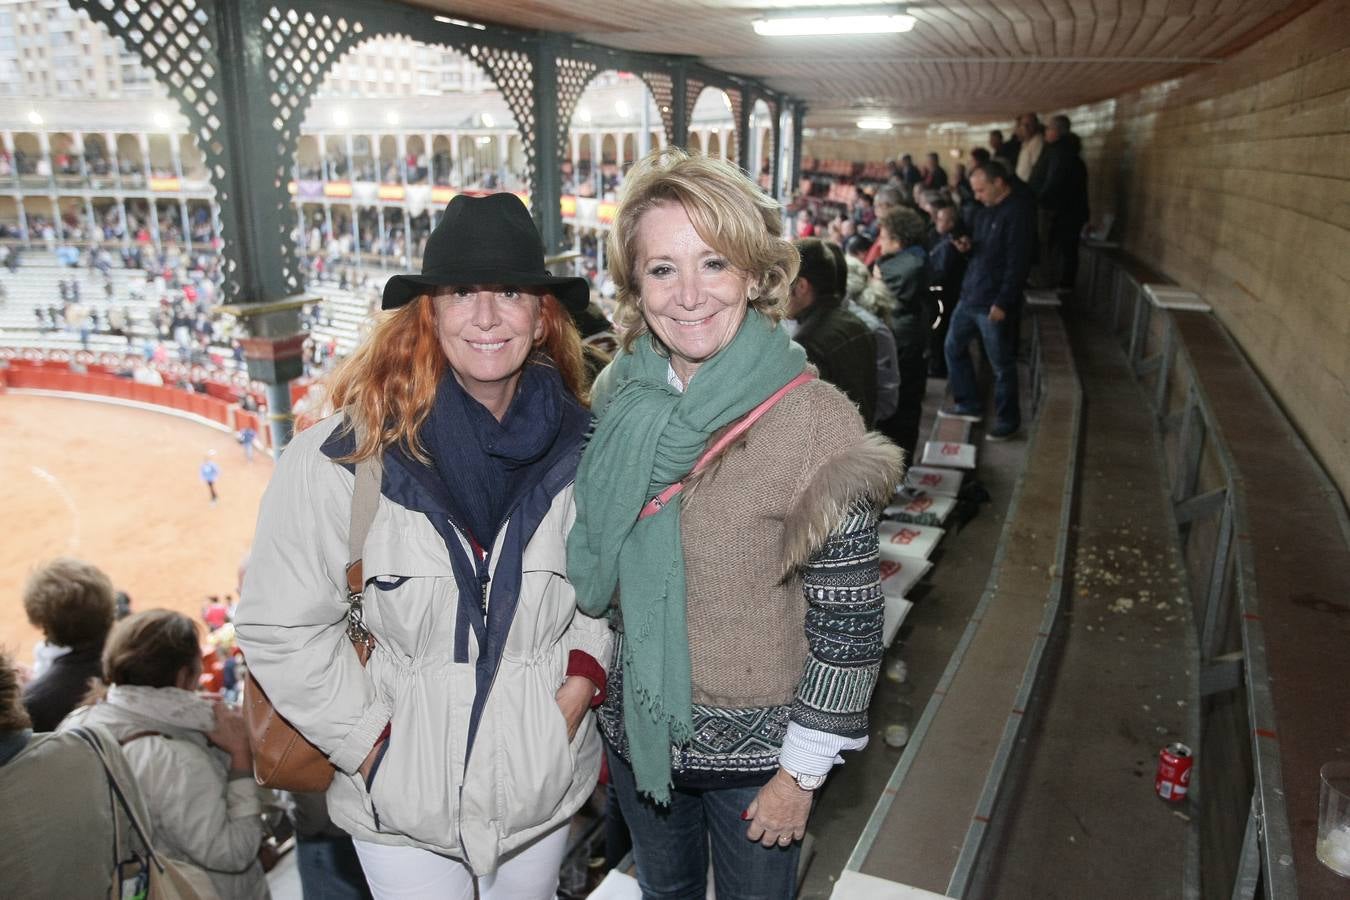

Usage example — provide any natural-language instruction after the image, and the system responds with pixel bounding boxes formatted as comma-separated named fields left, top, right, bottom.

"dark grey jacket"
left=878, top=246, right=932, bottom=366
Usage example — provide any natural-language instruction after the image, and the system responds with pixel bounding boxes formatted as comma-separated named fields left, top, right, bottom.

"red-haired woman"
left=235, top=193, right=611, bottom=899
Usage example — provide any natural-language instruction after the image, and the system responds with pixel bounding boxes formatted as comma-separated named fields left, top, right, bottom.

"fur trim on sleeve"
left=779, top=432, right=905, bottom=579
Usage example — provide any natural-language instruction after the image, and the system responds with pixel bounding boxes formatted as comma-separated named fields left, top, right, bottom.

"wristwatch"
left=783, top=767, right=826, bottom=791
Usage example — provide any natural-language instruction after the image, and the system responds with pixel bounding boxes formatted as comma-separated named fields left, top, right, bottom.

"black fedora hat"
left=381, top=192, right=590, bottom=314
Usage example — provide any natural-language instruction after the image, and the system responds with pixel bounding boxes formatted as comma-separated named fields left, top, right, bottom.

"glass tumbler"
left=1318, top=760, right=1350, bottom=878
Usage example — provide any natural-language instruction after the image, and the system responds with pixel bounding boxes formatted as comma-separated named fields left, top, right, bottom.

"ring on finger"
left=778, top=834, right=792, bottom=845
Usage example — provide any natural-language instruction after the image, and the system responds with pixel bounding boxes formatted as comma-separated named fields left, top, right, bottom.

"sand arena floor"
left=0, top=392, right=275, bottom=664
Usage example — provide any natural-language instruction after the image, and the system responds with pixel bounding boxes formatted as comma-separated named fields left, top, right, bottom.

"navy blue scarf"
left=370, top=361, right=588, bottom=758
left=421, top=363, right=565, bottom=547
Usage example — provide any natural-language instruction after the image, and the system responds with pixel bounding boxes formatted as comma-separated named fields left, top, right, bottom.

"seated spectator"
left=21, top=558, right=116, bottom=732
left=60, top=609, right=270, bottom=899
left=922, top=152, right=949, bottom=189
left=833, top=241, right=900, bottom=426
left=1, top=651, right=159, bottom=897
left=788, top=238, right=878, bottom=423
left=895, top=153, right=922, bottom=188
left=874, top=207, right=933, bottom=465
left=862, top=186, right=904, bottom=266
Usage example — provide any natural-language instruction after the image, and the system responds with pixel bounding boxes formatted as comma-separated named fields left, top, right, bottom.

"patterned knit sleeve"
left=779, top=498, right=884, bottom=777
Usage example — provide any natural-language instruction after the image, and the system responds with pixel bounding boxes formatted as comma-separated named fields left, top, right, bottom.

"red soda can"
left=1155, top=742, right=1193, bottom=801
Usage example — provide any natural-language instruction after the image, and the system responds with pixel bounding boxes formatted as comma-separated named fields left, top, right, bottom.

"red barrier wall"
left=3, top=366, right=269, bottom=448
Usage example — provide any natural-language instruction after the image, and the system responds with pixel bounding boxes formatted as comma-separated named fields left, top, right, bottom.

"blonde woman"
left=235, top=193, right=611, bottom=899
left=568, top=149, right=903, bottom=898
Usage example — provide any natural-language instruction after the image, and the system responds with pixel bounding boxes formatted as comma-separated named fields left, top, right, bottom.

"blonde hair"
left=607, top=147, right=799, bottom=352
left=324, top=292, right=587, bottom=464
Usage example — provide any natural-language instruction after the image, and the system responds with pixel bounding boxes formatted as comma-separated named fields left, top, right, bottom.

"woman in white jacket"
left=60, top=609, right=269, bottom=899
left=235, top=193, right=611, bottom=899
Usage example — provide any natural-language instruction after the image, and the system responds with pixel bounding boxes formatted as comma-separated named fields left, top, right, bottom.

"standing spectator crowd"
left=785, top=110, right=1089, bottom=446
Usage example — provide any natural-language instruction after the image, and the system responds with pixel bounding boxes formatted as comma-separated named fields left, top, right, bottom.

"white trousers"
left=354, top=824, right=570, bottom=900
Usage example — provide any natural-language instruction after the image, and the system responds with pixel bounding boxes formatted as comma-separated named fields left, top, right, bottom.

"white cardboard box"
left=921, top=440, right=977, bottom=470
left=878, top=521, right=944, bottom=561
left=904, top=465, right=963, bottom=497
left=885, top=492, right=957, bottom=526
left=879, top=556, right=931, bottom=598
left=830, top=870, right=957, bottom=900
left=882, top=594, right=915, bottom=648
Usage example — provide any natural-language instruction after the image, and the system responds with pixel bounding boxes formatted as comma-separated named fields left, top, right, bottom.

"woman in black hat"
left=236, top=193, right=613, bottom=897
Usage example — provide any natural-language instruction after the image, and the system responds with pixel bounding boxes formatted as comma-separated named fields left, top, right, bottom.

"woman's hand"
left=555, top=675, right=594, bottom=742
left=207, top=699, right=252, bottom=775
left=744, top=768, right=813, bottom=847
left=358, top=737, right=386, bottom=788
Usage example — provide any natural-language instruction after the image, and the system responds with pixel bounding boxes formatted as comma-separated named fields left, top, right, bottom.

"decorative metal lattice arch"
left=255, top=5, right=543, bottom=294
left=70, top=0, right=242, bottom=293
left=553, top=55, right=678, bottom=180
left=67, top=0, right=795, bottom=301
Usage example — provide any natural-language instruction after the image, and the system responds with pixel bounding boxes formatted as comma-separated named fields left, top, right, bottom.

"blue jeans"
left=607, top=749, right=800, bottom=900
left=944, top=302, right=1020, bottom=430
left=297, top=833, right=373, bottom=900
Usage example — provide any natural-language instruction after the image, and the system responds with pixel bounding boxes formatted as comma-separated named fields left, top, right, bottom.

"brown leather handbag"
left=243, top=457, right=381, bottom=792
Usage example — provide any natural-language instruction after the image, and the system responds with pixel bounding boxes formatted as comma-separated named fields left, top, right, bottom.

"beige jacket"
left=235, top=416, right=611, bottom=874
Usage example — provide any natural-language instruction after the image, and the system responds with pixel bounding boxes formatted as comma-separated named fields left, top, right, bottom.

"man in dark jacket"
left=927, top=201, right=968, bottom=377
left=1031, top=115, right=1090, bottom=289
left=789, top=238, right=877, bottom=424
left=944, top=161, right=1035, bottom=440
left=922, top=152, right=948, bottom=189
left=21, top=558, right=116, bottom=732
left=874, top=207, right=932, bottom=464
left=894, top=154, right=923, bottom=190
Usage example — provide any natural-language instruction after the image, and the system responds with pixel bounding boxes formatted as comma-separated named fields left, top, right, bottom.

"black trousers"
left=1050, top=214, right=1086, bottom=289
left=878, top=357, right=929, bottom=467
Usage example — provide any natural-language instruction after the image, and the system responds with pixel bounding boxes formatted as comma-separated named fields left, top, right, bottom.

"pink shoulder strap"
left=638, top=371, right=815, bottom=521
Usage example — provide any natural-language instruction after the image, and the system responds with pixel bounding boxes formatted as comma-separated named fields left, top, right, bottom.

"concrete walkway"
left=975, top=311, right=1196, bottom=898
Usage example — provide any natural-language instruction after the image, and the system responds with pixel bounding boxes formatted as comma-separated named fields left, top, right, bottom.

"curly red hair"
left=325, top=293, right=586, bottom=463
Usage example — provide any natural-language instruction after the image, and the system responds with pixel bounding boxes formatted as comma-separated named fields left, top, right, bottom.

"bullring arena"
left=0, top=390, right=272, bottom=664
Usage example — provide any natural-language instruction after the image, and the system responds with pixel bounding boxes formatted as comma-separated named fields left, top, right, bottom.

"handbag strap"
left=72, top=726, right=166, bottom=874
left=343, top=456, right=382, bottom=650
left=639, top=371, right=816, bottom=521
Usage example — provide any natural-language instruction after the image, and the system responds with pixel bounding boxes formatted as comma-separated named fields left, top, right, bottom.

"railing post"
left=531, top=34, right=565, bottom=254
left=1199, top=500, right=1236, bottom=660
left=1154, top=318, right=1176, bottom=416
left=1174, top=387, right=1206, bottom=504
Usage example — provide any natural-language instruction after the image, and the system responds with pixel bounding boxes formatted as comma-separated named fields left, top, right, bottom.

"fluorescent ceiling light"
left=152, top=111, right=172, bottom=129
left=434, top=15, right=486, bottom=31
left=753, top=12, right=915, bottom=37
left=26, top=109, right=42, bottom=125
left=331, top=109, right=349, bottom=127
left=857, top=117, right=894, bottom=130
left=385, top=111, right=400, bottom=125
left=481, top=112, right=495, bottom=128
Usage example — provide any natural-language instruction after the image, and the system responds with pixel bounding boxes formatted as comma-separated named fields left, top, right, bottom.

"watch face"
left=796, top=772, right=826, bottom=791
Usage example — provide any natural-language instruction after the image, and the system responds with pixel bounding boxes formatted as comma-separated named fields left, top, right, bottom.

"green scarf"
left=567, top=310, right=806, bottom=803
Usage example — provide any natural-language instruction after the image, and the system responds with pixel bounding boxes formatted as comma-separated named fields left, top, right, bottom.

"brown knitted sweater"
left=679, top=377, right=902, bottom=707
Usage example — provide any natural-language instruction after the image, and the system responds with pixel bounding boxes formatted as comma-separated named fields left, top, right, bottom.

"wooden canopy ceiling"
left=402, top=1, right=1312, bottom=128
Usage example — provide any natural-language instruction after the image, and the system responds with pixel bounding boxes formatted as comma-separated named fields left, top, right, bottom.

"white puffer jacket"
left=234, top=415, right=611, bottom=875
